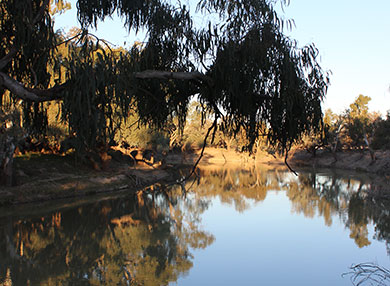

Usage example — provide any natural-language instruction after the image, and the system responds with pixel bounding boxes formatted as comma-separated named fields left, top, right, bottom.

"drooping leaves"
left=1, top=0, right=330, bottom=155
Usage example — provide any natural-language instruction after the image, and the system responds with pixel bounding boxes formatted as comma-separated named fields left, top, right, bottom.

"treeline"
left=5, top=93, right=390, bottom=165
left=124, top=94, right=390, bottom=160
left=300, top=94, right=390, bottom=159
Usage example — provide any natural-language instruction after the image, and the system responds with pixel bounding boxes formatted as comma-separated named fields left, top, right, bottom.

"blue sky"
left=281, top=0, right=390, bottom=115
left=54, top=0, right=390, bottom=115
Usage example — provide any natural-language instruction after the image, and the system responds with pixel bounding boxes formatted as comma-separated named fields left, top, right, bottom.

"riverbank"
left=1, top=147, right=389, bottom=206
left=290, top=148, right=390, bottom=200
left=290, top=149, right=390, bottom=176
left=0, top=147, right=278, bottom=206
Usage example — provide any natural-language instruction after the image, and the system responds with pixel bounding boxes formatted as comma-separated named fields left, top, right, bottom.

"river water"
left=0, top=166, right=389, bottom=285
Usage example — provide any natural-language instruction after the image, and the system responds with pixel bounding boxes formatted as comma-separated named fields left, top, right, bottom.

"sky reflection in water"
left=0, top=167, right=389, bottom=286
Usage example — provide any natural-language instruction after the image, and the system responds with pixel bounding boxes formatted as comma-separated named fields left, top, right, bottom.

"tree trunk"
left=364, top=133, right=376, bottom=162
left=1, top=137, right=16, bottom=187
left=332, top=124, right=344, bottom=163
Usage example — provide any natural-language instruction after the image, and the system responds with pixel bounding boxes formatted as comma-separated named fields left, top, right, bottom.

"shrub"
left=372, top=114, right=390, bottom=150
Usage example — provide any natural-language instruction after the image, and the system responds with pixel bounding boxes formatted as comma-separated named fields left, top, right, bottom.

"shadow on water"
left=1, top=165, right=389, bottom=285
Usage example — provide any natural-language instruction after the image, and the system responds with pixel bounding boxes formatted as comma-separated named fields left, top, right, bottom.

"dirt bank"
left=290, top=149, right=390, bottom=176
left=0, top=147, right=269, bottom=206
left=2, top=147, right=388, bottom=206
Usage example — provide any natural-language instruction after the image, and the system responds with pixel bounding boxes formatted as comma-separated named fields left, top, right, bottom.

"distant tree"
left=297, top=108, right=337, bottom=157
left=323, top=108, right=342, bottom=151
left=0, top=0, right=329, bottom=183
left=349, top=94, right=371, bottom=119
left=344, top=95, right=377, bottom=159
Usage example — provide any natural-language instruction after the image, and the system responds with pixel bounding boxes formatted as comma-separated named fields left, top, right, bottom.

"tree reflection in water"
left=180, top=165, right=390, bottom=250
left=0, top=187, right=214, bottom=285
left=1, top=166, right=389, bottom=285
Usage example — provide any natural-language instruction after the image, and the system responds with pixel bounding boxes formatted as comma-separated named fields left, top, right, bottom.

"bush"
left=372, top=115, right=390, bottom=150
left=115, top=116, right=170, bottom=151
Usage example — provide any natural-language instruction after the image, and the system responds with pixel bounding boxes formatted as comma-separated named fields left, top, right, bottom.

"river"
left=0, top=165, right=389, bottom=285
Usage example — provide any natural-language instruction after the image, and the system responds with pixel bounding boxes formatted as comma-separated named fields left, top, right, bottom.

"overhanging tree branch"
left=135, top=70, right=213, bottom=85
left=135, top=71, right=273, bottom=101
left=0, top=72, right=66, bottom=102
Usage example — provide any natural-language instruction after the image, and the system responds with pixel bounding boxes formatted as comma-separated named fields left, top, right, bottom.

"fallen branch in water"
left=343, top=263, right=390, bottom=286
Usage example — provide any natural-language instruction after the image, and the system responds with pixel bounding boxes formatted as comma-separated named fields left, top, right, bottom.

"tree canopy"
left=0, top=0, right=330, bottom=154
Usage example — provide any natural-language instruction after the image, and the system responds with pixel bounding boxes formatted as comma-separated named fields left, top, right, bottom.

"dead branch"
left=284, top=150, right=298, bottom=176
left=185, top=117, right=218, bottom=182
left=344, top=263, right=390, bottom=286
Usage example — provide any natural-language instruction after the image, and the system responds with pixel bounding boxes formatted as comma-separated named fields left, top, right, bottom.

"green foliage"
left=344, top=95, right=374, bottom=149
left=320, top=108, right=341, bottom=150
left=181, top=101, right=213, bottom=149
left=349, top=94, right=371, bottom=119
left=372, top=113, right=390, bottom=150
left=115, top=113, right=170, bottom=151
left=320, top=96, right=388, bottom=153
left=1, top=0, right=329, bottom=157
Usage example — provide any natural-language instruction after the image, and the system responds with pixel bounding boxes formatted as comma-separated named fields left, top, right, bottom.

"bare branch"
left=0, top=72, right=66, bottom=102
left=183, top=117, right=219, bottom=184
left=56, top=32, right=83, bottom=47
left=344, top=263, right=390, bottom=286
left=135, top=70, right=213, bottom=85
left=284, top=150, right=298, bottom=176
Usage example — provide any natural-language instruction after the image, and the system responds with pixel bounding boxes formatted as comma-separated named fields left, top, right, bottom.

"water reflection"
left=0, top=187, right=214, bottom=285
left=1, top=166, right=389, bottom=285
left=183, top=166, right=390, bottom=250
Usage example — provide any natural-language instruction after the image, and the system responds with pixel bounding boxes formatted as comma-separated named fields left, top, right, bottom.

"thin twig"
left=284, top=150, right=298, bottom=176
left=179, top=117, right=218, bottom=186
left=56, top=32, right=84, bottom=47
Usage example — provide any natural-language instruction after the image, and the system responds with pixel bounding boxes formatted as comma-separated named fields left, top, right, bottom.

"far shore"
left=290, top=148, right=390, bottom=176
left=0, top=147, right=389, bottom=206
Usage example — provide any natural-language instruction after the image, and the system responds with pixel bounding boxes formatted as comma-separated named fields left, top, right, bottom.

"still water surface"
left=0, top=166, right=389, bottom=285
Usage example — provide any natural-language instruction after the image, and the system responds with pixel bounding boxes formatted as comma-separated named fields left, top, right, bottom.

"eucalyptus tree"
left=0, top=0, right=329, bottom=179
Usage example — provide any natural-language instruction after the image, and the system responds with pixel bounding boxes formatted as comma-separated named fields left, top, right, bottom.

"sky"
left=54, top=0, right=390, bottom=115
